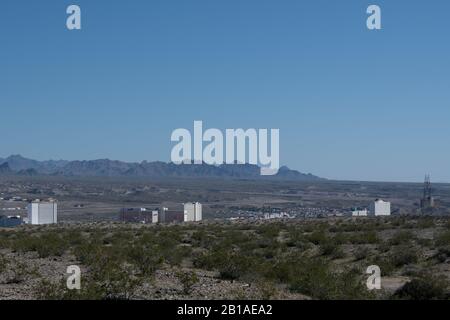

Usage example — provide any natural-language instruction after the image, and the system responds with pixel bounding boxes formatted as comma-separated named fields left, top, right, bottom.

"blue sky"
left=1, top=0, right=449, bottom=182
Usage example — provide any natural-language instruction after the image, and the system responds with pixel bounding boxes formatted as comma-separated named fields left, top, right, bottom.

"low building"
left=0, top=215, right=23, bottom=228
left=352, top=208, right=368, bottom=217
left=369, top=199, right=391, bottom=216
left=27, top=200, right=58, bottom=225
left=120, top=207, right=156, bottom=224
left=160, top=208, right=184, bottom=223
left=120, top=203, right=202, bottom=224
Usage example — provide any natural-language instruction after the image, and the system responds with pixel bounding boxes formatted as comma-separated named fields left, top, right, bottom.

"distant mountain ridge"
left=0, top=155, right=323, bottom=181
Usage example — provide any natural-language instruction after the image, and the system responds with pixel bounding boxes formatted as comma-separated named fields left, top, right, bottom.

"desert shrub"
left=0, top=254, right=7, bottom=273
left=176, top=271, right=199, bottom=295
left=87, top=255, right=141, bottom=300
left=157, top=229, right=183, bottom=245
left=288, top=260, right=336, bottom=299
left=337, top=223, right=361, bottom=233
left=220, top=230, right=253, bottom=249
left=217, top=253, right=254, bottom=281
left=72, top=243, right=98, bottom=265
left=391, top=218, right=406, bottom=228
left=286, top=230, right=309, bottom=249
left=35, top=279, right=69, bottom=300
left=256, top=224, right=282, bottom=238
left=9, top=233, right=37, bottom=253
left=3, top=259, right=30, bottom=284
left=170, top=246, right=191, bottom=265
left=320, top=242, right=345, bottom=259
left=127, top=245, right=163, bottom=277
left=435, top=231, right=450, bottom=246
left=255, top=238, right=273, bottom=249
left=416, top=238, right=432, bottom=247
left=369, top=256, right=395, bottom=276
left=307, top=231, right=329, bottom=245
left=445, top=219, right=450, bottom=230
left=332, top=233, right=349, bottom=245
left=36, top=233, right=68, bottom=258
left=393, top=275, right=448, bottom=300
left=377, top=241, right=391, bottom=253
left=389, top=231, right=415, bottom=246
left=327, top=225, right=339, bottom=233
left=434, top=246, right=450, bottom=263
left=417, top=218, right=435, bottom=229
left=37, top=264, right=140, bottom=300
left=191, top=230, right=212, bottom=248
left=389, top=246, right=419, bottom=268
left=194, top=249, right=256, bottom=281
left=62, top=230, right=85, bottom=247
left=354, top=247, right=370, bottom=261
left=348, top=231, right=379, bottom=245
left=257, top=281, right=278, bottom=300
left=288, top=258, right=368, bottom=299
left=0, top=231, right=11, bottom=249
left=10, top=232, right=67, bottom=258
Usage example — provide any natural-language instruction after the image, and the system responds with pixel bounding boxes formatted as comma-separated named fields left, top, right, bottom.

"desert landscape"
left=1, top=175, right=449, bottom=300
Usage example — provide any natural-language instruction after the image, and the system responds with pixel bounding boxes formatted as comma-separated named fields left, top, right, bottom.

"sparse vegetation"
left=1, top=216, right=450, bottom=300
left=0, top=254, right=7, bottom=273
left=393, top=274, right=449, bottom=300
left=176, top=271, right=199, bottom=295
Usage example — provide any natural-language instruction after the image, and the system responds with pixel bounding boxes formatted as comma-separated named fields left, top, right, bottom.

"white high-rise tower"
left=183, top=202, right=202, bottom=222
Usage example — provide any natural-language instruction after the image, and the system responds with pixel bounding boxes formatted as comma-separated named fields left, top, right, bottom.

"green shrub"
left=4, top=259, right=30, bottom=284
left=417, top=218, right=435, bottom=229
left=127, top=245, right=163, bottom=277
left=436, top=231, right=450, bottom=246
left=35, top=279, right=67, bottom=300
left=307, top=231, right=329, bottom=245
left=320, top=242, right=345, bottom=259
left=389, top=246, right=419, bottom=268
left=348, top=231, right=379, bottom=245
left=370, top=256, right=395, bottom=276
left=389, top=231, right=415, bottom=246
left=354, top=247, right=370, bottom=261
left=10, top=232, right=67, bottom=258
left=194, top=247, right=258, bottom=281
left=435, top=246, right=450, bottom=263
left=0, top=254, right=8, bottom=273
left=288, top=258, right=368, bottom=299
left=218, top=253, right=254, bottom=281
left=87, top=255, right=141, bottom=300
left=176, top=271, right=199, bottom=295
left=162, top=245, right=192, bottom=266
left=393, top=275, right=448, bottom=300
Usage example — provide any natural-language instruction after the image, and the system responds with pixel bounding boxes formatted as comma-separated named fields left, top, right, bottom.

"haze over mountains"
left=0, top=155, right=322, bottom=181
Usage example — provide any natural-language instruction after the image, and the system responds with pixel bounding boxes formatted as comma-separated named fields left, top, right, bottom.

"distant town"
left=0, top=174, right=444, bottom=228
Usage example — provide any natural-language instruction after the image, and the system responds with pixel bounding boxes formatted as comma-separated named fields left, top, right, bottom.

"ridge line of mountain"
left=0, top=154, right=323, bottom=181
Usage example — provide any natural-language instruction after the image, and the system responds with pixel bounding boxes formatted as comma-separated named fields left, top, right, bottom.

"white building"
left=352, top=208, right=368, bottom=217
left=184, top=202, right=202, bottom=222
left=369, top=199, right=391, bottom=216
left=27, top=200, right=58, bottom=225
left=152, top=210, right=159, bottom=224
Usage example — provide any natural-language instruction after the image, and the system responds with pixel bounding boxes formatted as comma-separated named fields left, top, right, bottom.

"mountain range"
left=0, top=155, right=323, bottom=181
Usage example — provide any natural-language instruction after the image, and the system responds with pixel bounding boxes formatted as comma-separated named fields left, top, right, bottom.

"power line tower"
left=423, top=175, right=432, bottom=199
left=420, top=174, right=435, bottom=214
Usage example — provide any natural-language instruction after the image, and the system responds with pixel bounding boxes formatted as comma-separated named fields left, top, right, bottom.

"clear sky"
left=1, top=0, right=449, bottom=182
